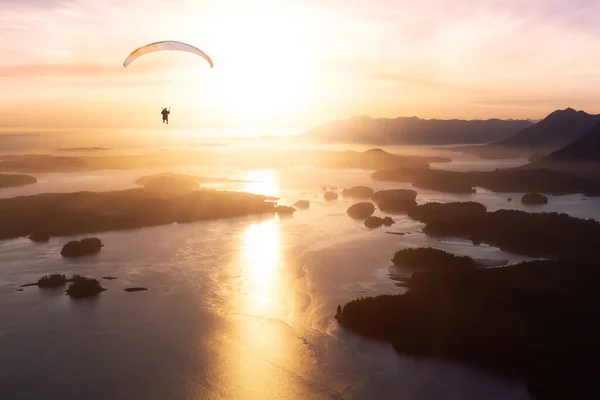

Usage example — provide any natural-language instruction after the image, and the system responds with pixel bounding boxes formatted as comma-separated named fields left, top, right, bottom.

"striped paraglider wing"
left=123, top=41, right=213, bottom=68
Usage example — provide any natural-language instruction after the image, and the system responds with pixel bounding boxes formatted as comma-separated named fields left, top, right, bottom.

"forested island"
left=336, top=254, right=600, bottom=400
left=373, top=167, right=600, bottom=195
left=408, top=201, right=600, bottom=258
left=0, top=188, right=277, bottom=240
left=337, top=202, right=600, bottom=399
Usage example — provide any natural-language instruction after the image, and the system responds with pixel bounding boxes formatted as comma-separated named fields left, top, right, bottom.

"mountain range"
left=303, top=109, right=600, bottom=164
left=302, top=116, right=533, bottom=145
left=457, top=108, right=600, bottom=159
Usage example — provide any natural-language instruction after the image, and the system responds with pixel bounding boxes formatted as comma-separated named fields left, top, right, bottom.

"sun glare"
left=241, top=219, right=284, bottom=318
left=242, top=169, right=279, bottom=197
left=174, top=9, right=316, bottom=124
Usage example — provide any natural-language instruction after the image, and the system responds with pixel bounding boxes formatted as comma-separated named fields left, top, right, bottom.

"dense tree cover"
left=0, top=189, right=276, bottom=240
left=336, top=256, right=600, bottom=400
left=409, top=202, right=600, bottom=258
left=391, top=247, right=479, bottom=271
left=372, top=189, right=417, bottom=213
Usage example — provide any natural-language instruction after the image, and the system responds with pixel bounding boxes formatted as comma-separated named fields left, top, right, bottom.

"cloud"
left=0, top=63, right=118, bottom=78
left=4, top=0, right=600, bottom=127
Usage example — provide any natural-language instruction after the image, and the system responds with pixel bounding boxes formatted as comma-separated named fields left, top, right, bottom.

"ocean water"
left=0, top=148, right=591, bottom=399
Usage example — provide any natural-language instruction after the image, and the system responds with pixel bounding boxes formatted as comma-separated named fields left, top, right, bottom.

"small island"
left=342, top=186, right=374, bottom=198
left=124, top=287, right=148, bottom=292
left=521, top=192, right=548, bottom=205
left=61, top=238, right=103, bottom=258
left=29, top=232, right=50, bottom=243
left=324, top=191, right=338, bottom=201
left=347, top=202, right=375, bottom=219
left=21, top=274, right=107, bottom=299
left=274, top=205, right=296, bottom=214
left=293, top=200, right=310, bottom=209
left=0, top=173, right=37, bottom=189
left=21, top=273, right=69, bottom=289
left=364, top=216, right=395, bottom=229
left=66, top=276, right=106, bottom=299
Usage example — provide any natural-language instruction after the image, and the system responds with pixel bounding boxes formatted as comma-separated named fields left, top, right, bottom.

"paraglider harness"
left=161, top=107, right=170, bottom=124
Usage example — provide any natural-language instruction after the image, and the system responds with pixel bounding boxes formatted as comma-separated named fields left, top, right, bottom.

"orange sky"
left=2, top=0, right=600, bottom=131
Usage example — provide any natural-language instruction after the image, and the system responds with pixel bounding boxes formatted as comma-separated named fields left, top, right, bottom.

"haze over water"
left=3, top=136, right=598, bottom=399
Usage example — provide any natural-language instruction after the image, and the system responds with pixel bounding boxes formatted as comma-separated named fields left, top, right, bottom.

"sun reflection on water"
left=240, top=218, right=288, bottom=319
left=242, top=169, right=279, bottom=197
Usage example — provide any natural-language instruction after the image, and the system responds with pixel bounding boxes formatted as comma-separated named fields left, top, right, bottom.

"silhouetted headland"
left=391, top=247, right=479, bottom=271
left=336, top=255, right=600, bottom=400
left=314, top=148, right=448, bottom=170
left=28, top=232, right=50, bottom=243
left=60, top=238, right=103, bottom=258
left=0, top=189, right=276, bottom=240
left=0, top=173, right=37, bottom=189
left=409, top=202, right=600, bottom=258
left=373, top=167, right=600, bottom=195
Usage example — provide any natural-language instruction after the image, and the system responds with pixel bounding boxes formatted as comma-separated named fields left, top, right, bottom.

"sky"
left=2, top=0, right=600, bottom=131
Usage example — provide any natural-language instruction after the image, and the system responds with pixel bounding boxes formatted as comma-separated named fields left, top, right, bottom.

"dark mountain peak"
left=491, top=108, right=600, bottom=151
left=546, top=108, right=588, bottom=119
left=543, top=121, right=600, bottom=164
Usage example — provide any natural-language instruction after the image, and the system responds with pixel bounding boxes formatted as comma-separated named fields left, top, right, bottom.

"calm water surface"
left=2, top=159, right=589, bottom=399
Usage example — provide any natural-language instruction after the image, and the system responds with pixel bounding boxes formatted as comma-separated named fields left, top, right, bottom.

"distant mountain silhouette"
left=456, top=108, right=600, bottom=159
left=542, top=122, right=600, bottom=164
left=302, top=116, right=533, bottom=145
left=496, top=108, right=600, bottom=149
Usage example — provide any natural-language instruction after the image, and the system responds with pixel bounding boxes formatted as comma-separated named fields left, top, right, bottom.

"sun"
left=172, top=9, right=317, bottom=122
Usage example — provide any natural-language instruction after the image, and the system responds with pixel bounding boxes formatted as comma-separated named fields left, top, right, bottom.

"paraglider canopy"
left=123, top=41, right=213, bottom=68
